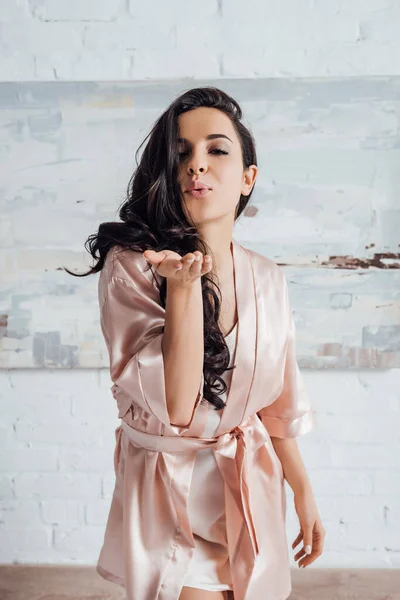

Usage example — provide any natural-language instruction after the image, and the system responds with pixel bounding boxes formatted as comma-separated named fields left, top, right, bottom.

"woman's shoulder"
left=102, top=245, right=151, bottom=284
left=243, top=245, right=286, bottom=286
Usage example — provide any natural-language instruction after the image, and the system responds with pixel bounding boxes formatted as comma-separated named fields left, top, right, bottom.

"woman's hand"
left=292, top=488, right=325, bottom=568
left=143, top=249, right=212, bottom=286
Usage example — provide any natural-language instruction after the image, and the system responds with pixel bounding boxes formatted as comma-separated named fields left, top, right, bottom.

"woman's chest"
left=218, top=276, right=238, bottom=337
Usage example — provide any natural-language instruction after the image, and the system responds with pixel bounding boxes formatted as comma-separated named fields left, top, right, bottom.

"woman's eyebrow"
left=178, top=133, right=233, bottom=144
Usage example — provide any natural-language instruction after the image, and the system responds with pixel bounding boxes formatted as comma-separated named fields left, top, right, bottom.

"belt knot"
left=214, top=423, right=246, bottom=459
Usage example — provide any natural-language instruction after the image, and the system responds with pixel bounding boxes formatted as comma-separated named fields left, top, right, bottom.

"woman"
left=67, top=86, right=324, bottom=600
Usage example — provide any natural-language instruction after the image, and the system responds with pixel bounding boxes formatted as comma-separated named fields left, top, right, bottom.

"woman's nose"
left=187, top=152, right=207, bottom=174
left=188, top=161, right=206, bottom=174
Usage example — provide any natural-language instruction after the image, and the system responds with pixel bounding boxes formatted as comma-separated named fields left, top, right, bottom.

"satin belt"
left=118, top=413, right=270, bottom=559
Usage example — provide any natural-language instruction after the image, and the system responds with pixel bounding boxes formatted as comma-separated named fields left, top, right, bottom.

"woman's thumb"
left=303, top=536, right=312, bottom=556
left=143, top=250, right=166, bottom=263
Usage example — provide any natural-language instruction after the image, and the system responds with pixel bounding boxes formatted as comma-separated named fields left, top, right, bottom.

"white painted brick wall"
left=1, top=0, right=400, bottom=81
left=1, top=0, right=399, bottom=569
left=1, top=369, right=399, bottom=566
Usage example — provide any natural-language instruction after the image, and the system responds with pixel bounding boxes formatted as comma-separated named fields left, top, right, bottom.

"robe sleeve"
left=100, top=266, right=204, bottom=427
left=257, top=272, right=317, bottom=438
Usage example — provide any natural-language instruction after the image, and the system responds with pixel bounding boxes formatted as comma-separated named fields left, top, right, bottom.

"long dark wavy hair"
left=64, top=86, right=257, bottom=410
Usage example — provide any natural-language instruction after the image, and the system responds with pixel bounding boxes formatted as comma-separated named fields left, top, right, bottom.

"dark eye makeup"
left=178, top=148, right=228, bottom=158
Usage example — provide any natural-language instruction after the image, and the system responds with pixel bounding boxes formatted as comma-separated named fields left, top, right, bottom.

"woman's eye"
left=210, top=148, right=228, bottom=155
left=178, top=148, right=228, bottom=159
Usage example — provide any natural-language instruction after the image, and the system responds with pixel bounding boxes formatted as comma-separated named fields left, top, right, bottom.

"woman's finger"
left=181, top=253, right=196, bottom=271
left=300, top=525, right=313, bottom=560
left=292, top=530, right=303, bottom=550
left=298, top=521, right=325, bottom=568
left=202, top=255, right=212, bottom=272
left=294, top=547, right=306, bottom=561
left=190, top=251, right=203, bottom=274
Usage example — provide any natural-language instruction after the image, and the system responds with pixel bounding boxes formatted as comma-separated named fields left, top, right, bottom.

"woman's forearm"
left=162, top=277, right=204, bottom=427
left=271, top=436, right=313, bottom=495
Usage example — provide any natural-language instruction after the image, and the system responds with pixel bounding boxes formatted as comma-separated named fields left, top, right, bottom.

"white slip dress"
left=182, top=322, right=238, bottom=592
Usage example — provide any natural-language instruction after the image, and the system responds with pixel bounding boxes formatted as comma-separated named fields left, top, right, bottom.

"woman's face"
left=176, top=107, right=257, bottom=225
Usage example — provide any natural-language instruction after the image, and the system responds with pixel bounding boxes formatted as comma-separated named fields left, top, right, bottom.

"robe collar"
left=194, top=236, right=258, bottom=437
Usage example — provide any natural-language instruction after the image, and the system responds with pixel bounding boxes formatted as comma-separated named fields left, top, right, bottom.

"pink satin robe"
left=96, top=237, right=317, bottom=600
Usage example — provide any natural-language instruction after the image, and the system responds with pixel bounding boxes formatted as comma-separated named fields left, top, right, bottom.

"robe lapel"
left=214, top=237, right=258, bottom=436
